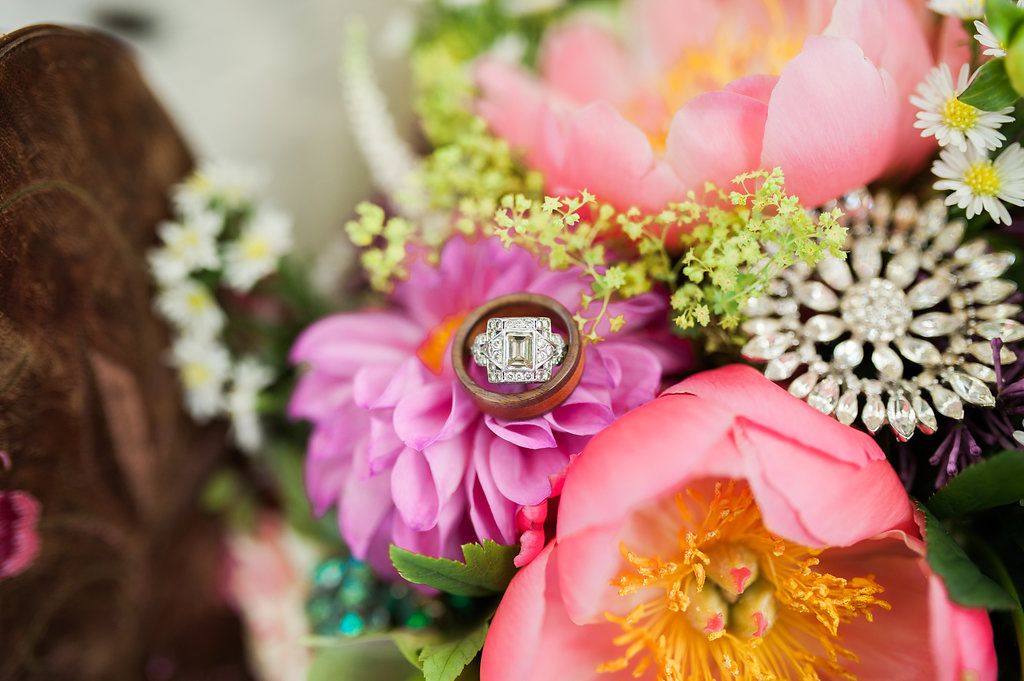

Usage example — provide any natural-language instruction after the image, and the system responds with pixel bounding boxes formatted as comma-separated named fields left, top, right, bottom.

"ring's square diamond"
left=471, top=316, right=568, bottom=384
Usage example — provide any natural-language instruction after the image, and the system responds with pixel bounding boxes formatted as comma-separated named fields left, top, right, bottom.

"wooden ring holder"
left=452, top=293, right=584, bottom=420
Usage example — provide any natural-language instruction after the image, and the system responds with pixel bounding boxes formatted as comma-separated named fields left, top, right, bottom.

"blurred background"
left=3, top=0, right=415, bottom=257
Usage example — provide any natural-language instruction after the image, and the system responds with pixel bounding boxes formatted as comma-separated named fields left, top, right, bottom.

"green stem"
left=972, top=538, right=1024, bottom=679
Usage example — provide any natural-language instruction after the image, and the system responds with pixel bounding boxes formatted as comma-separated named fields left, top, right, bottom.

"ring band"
left=452, top=293, right=584, bottom=420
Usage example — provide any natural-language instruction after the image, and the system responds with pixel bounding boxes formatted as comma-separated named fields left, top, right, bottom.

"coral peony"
left=481, top=365, right=996, bottom=681
left=289, top=236, right=688, bottom=576
left=476, top=0, right=968, bottom=211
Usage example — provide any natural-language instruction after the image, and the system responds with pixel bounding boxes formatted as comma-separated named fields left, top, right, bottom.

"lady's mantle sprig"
left=149, top=161, right=290, bottom=453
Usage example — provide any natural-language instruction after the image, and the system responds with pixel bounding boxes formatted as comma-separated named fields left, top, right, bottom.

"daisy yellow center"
left=182, top=362, right=211, bottom=388
left=942, top=98, right=978, bottom=131
left=597, top=481, right=890, bottom=681
left=242, top=235, right=271, bottom=260
left=187, top=290, right=211, bottom=311
left=964, top=161, right=1001, bottom=197
left=416, top=312, right=468, bottom=374
left=625, top=0, right=805, bottom=150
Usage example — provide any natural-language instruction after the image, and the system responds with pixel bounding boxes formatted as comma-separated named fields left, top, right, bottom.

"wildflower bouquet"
left=15, top=0, right=1024, bottom=679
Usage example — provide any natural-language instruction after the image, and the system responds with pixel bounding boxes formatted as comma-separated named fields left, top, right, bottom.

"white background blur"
left=3, top=0, right=416, bottom=259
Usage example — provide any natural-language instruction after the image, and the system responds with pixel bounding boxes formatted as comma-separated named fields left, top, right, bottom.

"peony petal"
left=722, top=74, right=778, bottom=105
left=475, top=58, right=553, bottom=168
left=665, top=88, right=770, bottom=191
left=540, top=21, right=636, bottom=106
left=392, top=381, right=477, bottom=450
left=929, top=574, right=999, bottom=681
left=664, top=364, right=886, bottom=464
left=761, top=35, right=899, bottom=207
left=815, top=531, right=939, bottom=680
left=734, top=420, right=916, bottom=547
left=482, top=542, right=633, bottom=681
left=556, top=395, right=743, bottom=623
left=557, top=102, right=662, bottom=210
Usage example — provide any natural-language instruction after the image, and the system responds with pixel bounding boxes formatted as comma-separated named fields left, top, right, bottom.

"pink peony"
left=477, top=0, right=968, bottom=212
left=481, top=365, right=996, bottom=681
left=289, top=236, right=688, bottom=576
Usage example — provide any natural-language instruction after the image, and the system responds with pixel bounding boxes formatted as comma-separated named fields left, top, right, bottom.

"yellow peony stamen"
left=416, top=312, right=467, bottom=374
left=942, top=98, right=978, bottom=132
left=598, top=481, right=890, bottom=680
left=963, top=161, right=1002, bottom=197
left=625, top=0, right=805, bottom=150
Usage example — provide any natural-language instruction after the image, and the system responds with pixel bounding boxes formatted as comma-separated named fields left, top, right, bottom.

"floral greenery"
left=490, top=169, right=847, bottom=340
left=409, top=43, right=543, bottom=221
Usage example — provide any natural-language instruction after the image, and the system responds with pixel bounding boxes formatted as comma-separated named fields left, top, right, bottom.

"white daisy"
left=974, top=20, right=1007, bottom=57
left=173, top=160, right=266, bottom=217
left=932, top=142, right=1024, bottom=225
left=226, top=357, right=275, bottom=454
left=170, top=335, right=232, bottom=421
left=912, top=63, right=1014, bottom=152
left=155, top=279, right=226, bottom=339
left=148, top=210, right=224, bottom=285
left=928, top=0, right=985, bottom=18
left=222, top=208, right=293, bottom=292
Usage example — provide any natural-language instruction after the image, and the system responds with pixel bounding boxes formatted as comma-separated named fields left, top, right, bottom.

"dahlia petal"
left=422, top=433, right=472, bottom=509
left=289, top=312, right=421, bottom=371
left=540, top=21, right=635, bottom=106
left=485, top=415, right=558, bottom=449
left=482, top=543, right=631, bottom=681
left=592, top=343, right=662, bottom=414
left=544, top=399, right=615, bottom=437
left=665, top=89, right=770, bottom=191
left=288, top=371, right=354, bottom=422
left=391, top=447, right=441, bottom=531
left=489, top=443, right=568, bottom=506
left=761, top=35, right=899, bottom=207
left=352, top=358, right=430, bottom=410
left=467, top=430, right=520, bottom=545
left=392, top=381, right=476, bottom=450
left=366, top=414, right=405, bottom=475
left=305, top=417, right=360, bottom=516
left=340, top=462, right=393, bottom=559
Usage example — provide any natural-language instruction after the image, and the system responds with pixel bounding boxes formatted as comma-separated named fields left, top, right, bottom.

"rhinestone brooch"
left=742, top=189, right=1023, bottom=440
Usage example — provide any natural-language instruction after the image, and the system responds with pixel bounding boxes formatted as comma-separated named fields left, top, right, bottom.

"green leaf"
left=389, top=541, right=518, bottom=596
left=927, top=450, right=1024, bottom=519
left=390, top=629, right=443, bottom=670
left=959, top=59, right=1019, bottom=111
left=987, top=0, right=1024, bottom=44
left=918, top=502, right=1019, bottom=610
left=419, top=619, right=488, bottom=681
left=1007, top=30, right=1024, bottom=96
left=306, top=635, right=421, bottom=681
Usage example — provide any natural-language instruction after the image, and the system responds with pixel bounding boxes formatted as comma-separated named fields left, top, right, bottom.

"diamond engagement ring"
left=471, top=316, right=567, bottom=384
left=452, top=293, right=584, bottom=420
